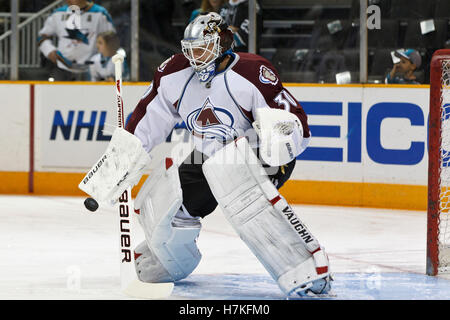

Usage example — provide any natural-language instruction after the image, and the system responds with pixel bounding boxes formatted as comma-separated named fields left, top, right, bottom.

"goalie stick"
left=111, top=49, right=174, bottom=299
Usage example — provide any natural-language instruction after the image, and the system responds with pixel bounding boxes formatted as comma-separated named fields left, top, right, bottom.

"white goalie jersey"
left=126, top=52, right=311, bottom=158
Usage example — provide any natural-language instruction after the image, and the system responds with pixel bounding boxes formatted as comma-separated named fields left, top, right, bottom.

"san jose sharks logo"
left=64, top=8, right=89, bottom=44
left=186, top=98, right=239, bottom=142
left=65, top=28, right=89, bottom=44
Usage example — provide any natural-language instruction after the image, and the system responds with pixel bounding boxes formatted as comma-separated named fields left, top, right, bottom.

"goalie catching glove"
left=78, top=127, right=151, bottom=203
left=253, top=108, right=310, bottom=167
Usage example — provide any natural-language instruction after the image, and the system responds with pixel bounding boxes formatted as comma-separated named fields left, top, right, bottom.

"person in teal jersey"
left=38, top=0, right=115, bottom=80
left=385, top=49, right=422, bottom=85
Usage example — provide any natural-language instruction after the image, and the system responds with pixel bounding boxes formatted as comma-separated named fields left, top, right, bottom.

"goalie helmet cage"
left=427, top=49, right=450, bottom=276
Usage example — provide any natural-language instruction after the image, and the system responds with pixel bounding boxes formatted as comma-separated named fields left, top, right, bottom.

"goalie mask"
left=181, top=12, right=234, bottom=82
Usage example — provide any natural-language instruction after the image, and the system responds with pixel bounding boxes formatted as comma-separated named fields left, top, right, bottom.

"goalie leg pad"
left=134, top=158, right=202, bottom=282
left=134, top=240, right=173, bottom=283
left=134, top=210, right=202, bottom=283
left=202, top=138, right=331, bottom=295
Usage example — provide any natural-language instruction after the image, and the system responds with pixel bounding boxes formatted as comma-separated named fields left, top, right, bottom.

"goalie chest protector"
left=126, top=52, right=310, bottom=157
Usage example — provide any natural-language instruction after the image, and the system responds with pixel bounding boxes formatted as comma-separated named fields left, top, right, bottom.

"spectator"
left=38, top=0, right=115, bottom=81
left=88, top=31, right=129, bottom=82
left=189, top=0, right=227, bottom=22
left=219, top=0, right=262, bottom=53
left=385, top=49, right=422, bottom=84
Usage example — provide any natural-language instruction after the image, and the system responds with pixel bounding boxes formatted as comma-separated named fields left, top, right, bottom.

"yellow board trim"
left=0, top=80, right=429, bottom=89
left=32, top=172, right=148, bottom=198
left=283, top=82, right=429, bottom=89
left=0, top=80, right=150, bottom=86
left=279, top=180, right=427, bottom=210
left=0, top=172, right=29, bottom=194
left=0, top=172, right=427, bottom=211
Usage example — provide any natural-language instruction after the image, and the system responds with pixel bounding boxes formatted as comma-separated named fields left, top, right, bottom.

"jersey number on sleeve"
left=274, top=89, right=298, bottom=110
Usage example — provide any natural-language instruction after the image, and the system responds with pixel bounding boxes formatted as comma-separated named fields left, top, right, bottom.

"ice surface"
left=0, top=195, right=449, bottom=300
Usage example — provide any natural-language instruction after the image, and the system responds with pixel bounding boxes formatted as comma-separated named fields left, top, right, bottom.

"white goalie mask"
left=181, top=12, right=233, bottom=74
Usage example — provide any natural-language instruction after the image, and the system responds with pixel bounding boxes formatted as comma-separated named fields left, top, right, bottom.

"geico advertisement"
left=289, top=86, right=429, bottom=185
left=36, top=84, right=430, bottom=185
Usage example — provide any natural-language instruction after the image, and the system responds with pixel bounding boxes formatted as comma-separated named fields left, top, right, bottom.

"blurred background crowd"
left=0, top=0, right=449, bottom=84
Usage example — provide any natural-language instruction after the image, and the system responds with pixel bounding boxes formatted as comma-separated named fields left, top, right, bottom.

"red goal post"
left=427, top=49, right=450, bottom=276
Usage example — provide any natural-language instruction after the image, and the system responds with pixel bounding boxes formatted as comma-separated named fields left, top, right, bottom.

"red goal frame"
left=427, top=49, right=450, bottom=276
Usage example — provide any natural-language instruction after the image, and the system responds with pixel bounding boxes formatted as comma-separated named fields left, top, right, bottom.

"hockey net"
left=428, top=49, right=450, bottom=275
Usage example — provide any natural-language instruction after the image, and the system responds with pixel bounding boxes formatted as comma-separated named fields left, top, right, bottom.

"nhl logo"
left=259, top=65, right=278, bottom=85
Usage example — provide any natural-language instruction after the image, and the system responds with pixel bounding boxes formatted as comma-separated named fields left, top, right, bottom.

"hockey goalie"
left=79, top=12, right=332, bottom=297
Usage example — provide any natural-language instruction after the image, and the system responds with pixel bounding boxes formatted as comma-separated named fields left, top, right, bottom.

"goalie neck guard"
left=181, top=12, right=234, bottom=83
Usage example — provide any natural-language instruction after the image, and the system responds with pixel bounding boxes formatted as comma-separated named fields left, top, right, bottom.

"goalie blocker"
left=202, top=137, right=332, bottom=296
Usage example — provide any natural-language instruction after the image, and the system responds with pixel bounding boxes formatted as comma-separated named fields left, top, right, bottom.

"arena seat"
left=388, top=0, right=434, bottom=19
left=403, top=19, right=448, bottom=49
left=368, top=19, right=399, bottom=49
left=434, top=0, right=450, bottom=18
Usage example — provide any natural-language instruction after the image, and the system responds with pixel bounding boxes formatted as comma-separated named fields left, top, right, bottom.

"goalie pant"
left=179, top=149, right=295, bottom=219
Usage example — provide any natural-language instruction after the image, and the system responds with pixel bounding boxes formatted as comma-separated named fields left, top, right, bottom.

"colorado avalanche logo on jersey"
left=259, top=65, right=278, bottom=85
left=186, top=98, right=238, bottom=142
